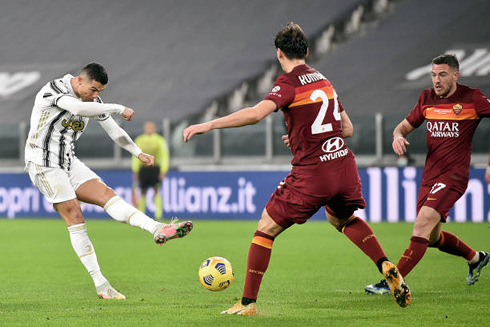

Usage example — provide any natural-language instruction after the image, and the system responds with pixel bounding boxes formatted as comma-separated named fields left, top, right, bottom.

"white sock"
left=68, top=223, right=107, bottom=288
left=468, top=252, right=480, bottom=264
left=104, top=195, right=160, bottom=233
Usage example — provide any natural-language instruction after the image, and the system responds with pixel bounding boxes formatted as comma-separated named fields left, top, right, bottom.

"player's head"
left=274, top=22, right=309, bottom=65
left=431, top=54, right=460, bottom=98
left=144, top=121, right=156, bottom=135
left=74, top=62, right=108, bottom=102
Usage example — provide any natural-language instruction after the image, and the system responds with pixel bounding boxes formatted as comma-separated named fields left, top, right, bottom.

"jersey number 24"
left=310, top=89, right=341, bottom=135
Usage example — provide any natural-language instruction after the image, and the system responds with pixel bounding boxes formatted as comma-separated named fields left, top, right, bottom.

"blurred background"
left=1, top=0, right=489, bottom=171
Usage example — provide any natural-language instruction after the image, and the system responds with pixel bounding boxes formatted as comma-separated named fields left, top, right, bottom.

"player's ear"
left=305, top=48, right=309, bottom=59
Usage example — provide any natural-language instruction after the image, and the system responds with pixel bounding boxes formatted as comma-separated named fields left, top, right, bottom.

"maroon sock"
left=430, top=231, right=476, bottom=261
left=242, top=230, right=275, bottom=301
left=396, top=236, right=429, bottom=277
left=342, top=217, right=387, bottom=267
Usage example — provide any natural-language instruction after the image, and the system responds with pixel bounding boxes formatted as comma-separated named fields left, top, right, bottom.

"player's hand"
left=392, top=136, right=410, bottom=155
left=138, top=153, right=154, bottom=166
left=485, top=165, right=490, bottom=184
left=122, top=107, right=134, bottom=121
left=281, top=134, right=291, bottom=148
left=183, top=122, right=212, bottom=142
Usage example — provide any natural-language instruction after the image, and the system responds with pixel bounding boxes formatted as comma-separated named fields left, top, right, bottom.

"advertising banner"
left=0, top=167, right=489, bottom=222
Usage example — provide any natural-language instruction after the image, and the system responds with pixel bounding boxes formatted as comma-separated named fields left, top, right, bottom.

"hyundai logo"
left=322, top=137, right=345, bottom=153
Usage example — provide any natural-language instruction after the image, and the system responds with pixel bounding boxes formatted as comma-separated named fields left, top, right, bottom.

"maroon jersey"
left=265, top=64, right=352, bottom=169
left=407, top=84, right=490, bottom=192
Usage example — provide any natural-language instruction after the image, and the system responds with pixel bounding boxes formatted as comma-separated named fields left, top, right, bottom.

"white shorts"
left=26, top=158, right=100, bottom=204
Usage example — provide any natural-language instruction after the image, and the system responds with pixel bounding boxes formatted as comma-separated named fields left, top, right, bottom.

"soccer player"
left=132, top=121, right=169, bottom=220
left=183, top=22, right=411, bottom=315
left=25, top=62, right=193, bottom=299
left=365, top=54, right=490, bottom=295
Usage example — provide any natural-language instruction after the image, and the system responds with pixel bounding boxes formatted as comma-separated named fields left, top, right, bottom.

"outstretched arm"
left=98, top=116, right=154, bottom=166
left=183, top=100, right=277, bottom=142
left=56, top=96, right=134, bottom=120
left=392, top=119, right=416, bottom=155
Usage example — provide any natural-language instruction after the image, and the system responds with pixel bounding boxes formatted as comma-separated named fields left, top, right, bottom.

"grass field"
left=0, top=219, right=489, bottom=326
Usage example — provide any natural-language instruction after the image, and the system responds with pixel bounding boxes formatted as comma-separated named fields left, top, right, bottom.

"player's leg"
left=153, top=185, right=163, bottom=221
left=428, top=219, right=488, bottom=285
left=327, top=211, right=411, bottom=307
left=76, top=179, right=192, bottom=245
left=137, top=188, right=147, bottom=213
left=69, top=159, right=192, bottom=245
left=221, top=208, right=286, bottom=316
left=26, top=162, right=123, bottom=299
left=54, top=199, right=125, bottom=300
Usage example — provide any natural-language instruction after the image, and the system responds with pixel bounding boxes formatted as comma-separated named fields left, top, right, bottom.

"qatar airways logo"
left=427, top=121, right=460, bottom=138
left=319, top=137, right=348, bottom=162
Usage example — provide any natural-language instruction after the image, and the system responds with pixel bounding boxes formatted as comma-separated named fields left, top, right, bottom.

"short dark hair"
left=432, top=54, right=459, bottom=71
left=81, top=62, right=108, bottom=85
left=274, top=22, right=308, bottom=60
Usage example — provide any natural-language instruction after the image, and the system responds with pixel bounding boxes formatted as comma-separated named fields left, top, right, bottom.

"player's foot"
left=466, top=251, right=489, bottom=285
left=382, top=261, right=411, bottom=308
left=152, top=218, right=193, bottom=245
left=96, top=282, right=126, bottom=300
left=365, top=279, right=390, bottom=295
left=221, top=301, right=257, bottom=316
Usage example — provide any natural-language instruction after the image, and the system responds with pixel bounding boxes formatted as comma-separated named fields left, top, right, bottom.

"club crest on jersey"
left=452, top=104, right=462, bottom=115
left=319, top=137, right=348, bottom=162
left=61, top=118, right=85, bottom=131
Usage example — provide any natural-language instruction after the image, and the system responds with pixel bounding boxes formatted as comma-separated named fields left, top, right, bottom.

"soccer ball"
left=198, top=256, right=234, bottom=291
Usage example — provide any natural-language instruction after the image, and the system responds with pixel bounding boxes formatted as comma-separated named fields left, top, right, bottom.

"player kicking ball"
left=183, top=23, right=410, bottom=315
left=25, top=62, right=193, bottom=299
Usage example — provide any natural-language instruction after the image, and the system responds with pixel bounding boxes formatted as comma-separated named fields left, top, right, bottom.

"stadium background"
left=1, top=0, right=489, bottom=221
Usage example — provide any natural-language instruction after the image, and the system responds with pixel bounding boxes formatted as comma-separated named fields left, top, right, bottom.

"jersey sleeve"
left=131, top=136, right=143, bottom=173
left=473, top=89, right=490, bottom=117
left=264, top=74, right=295, bottom=110
left=406, top=91, right=426, bottom=128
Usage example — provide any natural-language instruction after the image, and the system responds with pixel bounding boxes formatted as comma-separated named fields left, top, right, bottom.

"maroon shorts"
left=266, top=156, right=366, bottom=228
left=417, top=182, right=464, bottom=221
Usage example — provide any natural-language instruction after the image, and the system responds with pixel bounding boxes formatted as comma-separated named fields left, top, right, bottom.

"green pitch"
left=0, top=219, right=489, bottom=326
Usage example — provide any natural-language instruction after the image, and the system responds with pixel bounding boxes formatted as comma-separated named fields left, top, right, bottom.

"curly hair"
left=274, top=22, right=308, bottom=60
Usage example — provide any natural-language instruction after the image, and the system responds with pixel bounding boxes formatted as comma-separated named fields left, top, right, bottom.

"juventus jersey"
left=25, top=74, right=109, bottom=170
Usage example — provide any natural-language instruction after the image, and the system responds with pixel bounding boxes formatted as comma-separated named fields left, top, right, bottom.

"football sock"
left=429, top=231, right=477, bottom=261
left=396, top=236, right=429, bottom=277
left=68, top=223, right=107, bottom=287
left=341, top=217, right=388, bottom=272
left=137, top=194, right=146, bottom=214
left=154, top=193, right=163, bottom=220
left=104, top=195, right=159, bottom=233
left=242, top=230, right=275, bottom=304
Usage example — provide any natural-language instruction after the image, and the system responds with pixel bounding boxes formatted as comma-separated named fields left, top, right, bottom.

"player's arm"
left=340, top=111, right=353, bottom=138
left=98, top=116, right=154, bottom=166
left=183, top=100, right=277, bottom=142
left=56, top=96, right=134, bottom=121
left=392, top=119, right=416, bottom=155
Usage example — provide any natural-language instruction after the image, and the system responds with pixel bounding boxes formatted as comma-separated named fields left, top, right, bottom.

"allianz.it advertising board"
left=0, top=168, right=489, bottom=222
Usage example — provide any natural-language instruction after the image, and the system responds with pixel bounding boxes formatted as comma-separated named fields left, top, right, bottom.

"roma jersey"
left=406, top=84, right=490, bottom=192
left=265, top=64, right=350, bottom=168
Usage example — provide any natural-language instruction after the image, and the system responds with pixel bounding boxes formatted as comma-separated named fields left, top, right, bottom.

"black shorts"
left=139, top=166, right=161, bottom=189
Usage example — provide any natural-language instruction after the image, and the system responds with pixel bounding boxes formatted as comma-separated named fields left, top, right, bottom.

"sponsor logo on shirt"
left=426, top=121, right=459, bottom=138
left=268, top=85, right=281, bottom=97
left=319, top=137, right=348, bottom=162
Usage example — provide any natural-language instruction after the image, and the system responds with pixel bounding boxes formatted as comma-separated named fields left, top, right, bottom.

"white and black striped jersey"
left=25, top=74, right=111, bottom=170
